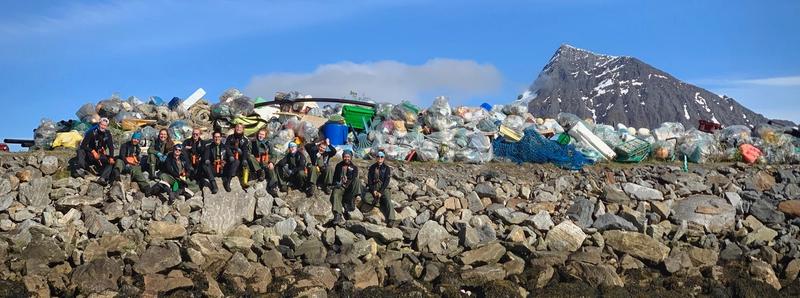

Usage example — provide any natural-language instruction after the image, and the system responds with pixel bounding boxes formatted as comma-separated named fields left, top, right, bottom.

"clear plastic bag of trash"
left=391, top=101, right=420, bottom=123
left=426, top=131, right=454, bottom=145
left=677, top=129, right=719, bottom=163
left=375, top=103, right=394, bottom=118
left=417, top=141, right=440, bottom=161
left=127, top=96, right=144, bottom=106
left=502, top=100, right=529, bottom=116
left=425, top=114, right=456, bottom=132
left=168, top=121, right=193, bottom=142
left=33, top=118, right=57, bottom=149
left=76, top=103, right=100, bottom=123
left=219, top=88, right=245, bottom=102
left=96, top=98, right=124, bottom=119
left=651, top=139, right=676, bottom=160
left=427, top=96, right=452, bottom=116
left=593, top=124, right=623, bottom=148
left=229, top=97, right=255, bottom=117
left=556, top=112, right=583, bottom=130
left=211, top=102, right=233, bottom=120
left=718, top=125, right=752, bottom=147
left=502, top=115, right=526, bottom=134
left=653, top=122, right=685, bottom=141
left=457, top=106, right=489, bottom=123
left=452, top=128, right=469, bottom=148
left=140, top=126, right=158, bottom=141
left=755, top=124, right=792, bottom=146
left=297, top=121, right=319, bottom=142
left=477, top=118, right=499, bottom=133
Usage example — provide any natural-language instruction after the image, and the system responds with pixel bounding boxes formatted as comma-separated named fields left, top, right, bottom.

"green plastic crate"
left=614, top=139, right=651, bottom=163
left=342, top=105, right=375, bottom=130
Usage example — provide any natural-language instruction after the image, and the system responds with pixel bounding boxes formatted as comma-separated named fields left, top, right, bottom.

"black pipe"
left=254, top=97, right=376, bottom=109
left=3, top=139, right=35, bottom=147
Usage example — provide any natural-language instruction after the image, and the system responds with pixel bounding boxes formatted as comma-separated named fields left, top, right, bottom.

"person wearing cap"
left=249, top=128, right=280, bottom=197
left=225, top=123, right=252, bottom=188
left=74, top=117, right=115, bottom=186
left=329, top=149, right=361, bottom=225
left=304, top=138, right=337, bottom=196
left=147, top=128, right=174, bottom=180
left=115, top=132, right=151, bottom=194
left=276, top=142, right=307, bottom=192
left=200, top=131, right=227, bottom=193
left=361, top=150, right=397, bottom=226
left=153, top=144, right=198, bottom=203
left=182, top=128, right=206, bottom=179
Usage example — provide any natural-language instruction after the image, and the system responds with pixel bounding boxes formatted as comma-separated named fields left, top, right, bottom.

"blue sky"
left=1, top=0, right=798, bottom=145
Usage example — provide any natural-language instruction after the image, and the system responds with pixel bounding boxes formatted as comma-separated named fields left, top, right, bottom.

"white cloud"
left=244, top=59, right=503, bottom=104
left=698, top=75, right=800, bottom=123
left=735, top=75, right=800, bottom=87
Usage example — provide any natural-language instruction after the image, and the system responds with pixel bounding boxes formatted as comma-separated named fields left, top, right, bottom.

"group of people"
left=72, top=118, right=397, bottom=226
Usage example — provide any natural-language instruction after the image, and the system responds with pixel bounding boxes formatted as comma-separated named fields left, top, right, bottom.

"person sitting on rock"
left=201, top=131, right=227, bottom=194
left=153, top=144, right=198, bottom=203
left=361, top=150, right=397, bottom=227
left=330, top=149, right=361, bottom=226
left=115, top=132, right=151, bottom=194
left=225, top=123, right=252, bottom=189
left=304, top=138, right=337, bottom=196
left=147, top=128, right=173, bottom=180
left=74, top=117, right=115, bottom=186
left=276, top=142, right=307, bottom=193
left=250, top=128, right=280, bottom=197
left=182, top=128, right=206, bottom=180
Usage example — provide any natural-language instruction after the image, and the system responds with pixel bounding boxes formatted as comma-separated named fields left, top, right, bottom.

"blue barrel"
left=480, top=103, right=492, bottom=111
left=322, top=122, right=349, bottom=145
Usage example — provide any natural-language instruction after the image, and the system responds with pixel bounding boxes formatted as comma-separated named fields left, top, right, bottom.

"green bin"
left=342, top=105, right=375, bottom=130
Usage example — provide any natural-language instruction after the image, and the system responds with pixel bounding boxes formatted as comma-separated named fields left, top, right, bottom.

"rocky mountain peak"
left=526, top=45, right=770, bottom=129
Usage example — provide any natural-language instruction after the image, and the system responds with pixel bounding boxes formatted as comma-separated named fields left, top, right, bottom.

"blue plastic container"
left=322, top=122, right=349, bottom=146
left=480, top=103, right=492, bottom=111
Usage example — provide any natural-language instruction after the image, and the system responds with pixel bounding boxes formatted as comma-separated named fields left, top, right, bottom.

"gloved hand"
left=158, top=154, right=167, bottom=162
left=91, top=150, right=100, bottom=160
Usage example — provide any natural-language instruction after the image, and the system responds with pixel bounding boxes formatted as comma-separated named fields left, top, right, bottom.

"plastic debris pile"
left=30, top=88, right=800, bottom=169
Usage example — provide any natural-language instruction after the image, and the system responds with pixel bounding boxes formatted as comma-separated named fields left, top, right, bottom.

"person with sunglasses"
left=152, top=144, right=198, bottom=203
left=182, top=128, right=206, bottom=178
left=361, top=150, right=397, bottom=227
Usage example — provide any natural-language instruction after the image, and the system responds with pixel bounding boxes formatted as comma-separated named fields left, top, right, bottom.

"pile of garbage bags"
left=31, top=87, right=800, bottom=169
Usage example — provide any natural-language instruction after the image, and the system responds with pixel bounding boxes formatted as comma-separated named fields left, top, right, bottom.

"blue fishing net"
left=492, top=127, right=593, bottom=170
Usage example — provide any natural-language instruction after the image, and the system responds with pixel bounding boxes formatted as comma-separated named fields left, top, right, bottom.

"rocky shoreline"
left=1, top=151, right=800, bottom=297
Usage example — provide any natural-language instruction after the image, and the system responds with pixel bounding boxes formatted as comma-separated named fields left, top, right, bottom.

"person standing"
left=115, top=132, right=150, bottom=194
left=305, top=138, right=337, bottom=195
left=226, top=124, right=252, bottom=188
left=329, top=149, right=360, bottom=226
left=361, top=151, right=397, bottom=226
left=74, top=117, right=115, bottom=186
left=147, top=129, right=173, bottom=180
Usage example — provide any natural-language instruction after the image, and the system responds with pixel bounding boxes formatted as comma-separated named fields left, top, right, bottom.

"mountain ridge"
left=524, top=44, right=772, bottom=129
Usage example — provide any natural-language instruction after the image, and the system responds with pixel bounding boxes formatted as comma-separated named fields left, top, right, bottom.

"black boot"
left=207, top=179, right=219, bottom=194
left=168, top=191, right=177, bottom=204
left=95, top=178, right=108, bottom=187
left=332, top=213, right=345, bottom=226
left=222, top=177, right=232, bottom=192
left=306, top=185, right=316, bottom=197
left=268, top=187, right=279, bottom=198
left=322, top=185, right=331, bottom=195
left=257, top=170, right=265, bottom=182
